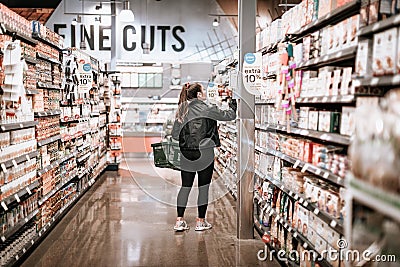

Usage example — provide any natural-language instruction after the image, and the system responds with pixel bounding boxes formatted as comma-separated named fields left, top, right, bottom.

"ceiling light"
left=213, top=18, right=219, bottom=27
left=119, top=1, right=135, bottom=22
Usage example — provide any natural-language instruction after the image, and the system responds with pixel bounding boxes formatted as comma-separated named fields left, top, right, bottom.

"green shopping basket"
left=151, top=141, right=181, bottom=170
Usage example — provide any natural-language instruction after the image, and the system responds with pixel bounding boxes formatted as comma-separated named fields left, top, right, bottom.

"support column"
left=237, top=0, right=256, bottom=239
left=111, top=1, right=117, bottom=70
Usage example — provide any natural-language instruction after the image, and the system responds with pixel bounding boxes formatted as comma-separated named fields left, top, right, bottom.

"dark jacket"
left=172, top=99, right=237, bottom=150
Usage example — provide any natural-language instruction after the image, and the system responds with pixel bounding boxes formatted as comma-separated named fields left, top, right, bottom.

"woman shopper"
left=172, top=82, right=237, bottom=231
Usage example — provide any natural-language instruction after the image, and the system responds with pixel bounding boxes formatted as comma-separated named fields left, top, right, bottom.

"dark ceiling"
left=0, top=0, right=299, bottom=26
left=0, top=0, right=61, bottom=8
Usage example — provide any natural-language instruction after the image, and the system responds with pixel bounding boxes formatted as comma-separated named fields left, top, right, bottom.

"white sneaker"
left=174, top=220, right=189, bottom=231
left=195, top=220, right=212, bottom=231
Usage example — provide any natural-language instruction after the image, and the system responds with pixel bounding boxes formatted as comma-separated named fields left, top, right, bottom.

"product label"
left=242, top=53, right=262, bottom=95
left=206, top=82, right=218, bottom=105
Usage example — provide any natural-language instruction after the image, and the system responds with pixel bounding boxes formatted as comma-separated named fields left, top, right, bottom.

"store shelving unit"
left=253, top=1, right=370, bottom=266
left=0, top=5, right=109, bottom=265
left=343, top=11, right=400, bottom=266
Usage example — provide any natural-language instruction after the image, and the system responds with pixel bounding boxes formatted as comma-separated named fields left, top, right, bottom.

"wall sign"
left=46, top=0, right=237, bottom=63
left=242, top=52, right=262, bottom=95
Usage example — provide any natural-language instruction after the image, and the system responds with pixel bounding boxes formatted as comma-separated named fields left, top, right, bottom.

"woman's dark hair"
left=176, top=83, right=203, bottom=122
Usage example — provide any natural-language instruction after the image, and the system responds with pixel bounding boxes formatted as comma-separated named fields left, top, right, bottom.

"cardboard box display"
left=372, top=31, right=385, bottom=76
left=383, top=28, right=398, bottom=75
left=308, top=110, right=319, bottom=131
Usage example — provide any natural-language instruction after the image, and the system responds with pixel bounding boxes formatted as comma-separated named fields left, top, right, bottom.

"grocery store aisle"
left=22, top=158, right=277, bottom=267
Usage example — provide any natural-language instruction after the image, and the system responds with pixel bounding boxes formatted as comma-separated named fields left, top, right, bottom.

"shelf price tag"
left=25, top=217, right=29, bottom=223
left=314, top=208, right=320, bottom=215
left=1, top=236, right=5, bottom=242
left=330, top=220, right=337, bottom=228
left=323, top=172, right=329, bottom=179
left=299, top=198, right=304, bottom=204
left=1, top=202, right=8, bottom=211
left=22, top=248, right=26, bottom=253
left=14, top=194, right=20, bottom=203
left=316, top=169, right=321, bottom=175
left=304, top=201, right=309, bottom=207
left=1, top=164, right=7, bottom=173
left=301, top=164, right=309, bottom=173
left=12, top=160, right=18, bottom=169
left=293, top=160, right=300, bottom=169
left=31, top=240, right=34, bottom=245
left=303, top=242, right=308, bottom=249
left=293, top=232, right=298, bottom=238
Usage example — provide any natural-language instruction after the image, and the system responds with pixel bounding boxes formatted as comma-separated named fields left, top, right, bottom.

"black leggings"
left=177, top=149, right=214, bottom=219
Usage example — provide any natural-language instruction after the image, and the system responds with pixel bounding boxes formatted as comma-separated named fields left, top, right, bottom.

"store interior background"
left=2, top=0, right=293, bottom=157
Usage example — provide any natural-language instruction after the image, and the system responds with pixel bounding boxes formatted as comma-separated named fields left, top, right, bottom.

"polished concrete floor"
left=22, top=158, right=280, bottom=267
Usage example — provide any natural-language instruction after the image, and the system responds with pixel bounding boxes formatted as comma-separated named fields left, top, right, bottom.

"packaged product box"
left=360, top=0, right=370, bottom=27
left=318, top=0, right=332, bottom=18
left=349, top=15, right=360, bottom=47
left=331, top=69, right=342, bottom=96
left=307, top=225, right=318, bottom=244
left=397, top=26, right=400, bottom=73
left=383, top=28, right=398, bottom=75
left=368, top=0, right=379, bottom=24
left=300, top=107, right=311, bottom=118
left=303, top=36, right=311, bottom=62
left=294, top=43, right=304, bottom=66
left=372, top=31, right=385, bottom=76
left=299, top=117, right=309, bottom=129
left=333, top=21, right=343, bottom=53
left=325, top=189, right=341, bottom=218
left=313, top=0, right=319, bottom=21
left=298, top=205, right=309, bottom=236
left=356, top=96, right=380, bottom=107
left=380, top=0, right=394, bottom=20
left=340, top=107, right=355, bottom=136
left=304, top=141, right=313, bottom=163
left=318, top=111, right=341, bottom=133
left=314, top=234, right=328, bottom=256
left=315, top=216, right=328, bottom=238
left=340, top=67, right=353, bottom=94
left=326, top=228, right=341, bottom=249
left=355, top=39, right=372, bottom=77
left=316, top=186, right=327, bottom=211
left=308, top=110, right=319, bottom=131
